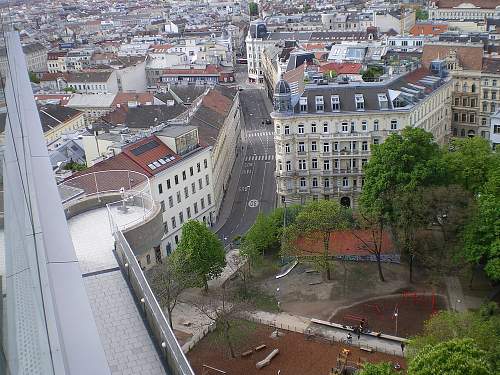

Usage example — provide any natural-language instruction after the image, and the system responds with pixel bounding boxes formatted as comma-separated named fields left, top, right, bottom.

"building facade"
left=271, top=67, right=452, bottom=207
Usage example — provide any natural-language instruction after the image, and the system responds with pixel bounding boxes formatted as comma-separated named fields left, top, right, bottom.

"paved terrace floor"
left=68, top=207, right=166, bottom=375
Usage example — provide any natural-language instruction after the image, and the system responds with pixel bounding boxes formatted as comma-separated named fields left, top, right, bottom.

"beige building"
left=271, top=66, right=452, bottom=207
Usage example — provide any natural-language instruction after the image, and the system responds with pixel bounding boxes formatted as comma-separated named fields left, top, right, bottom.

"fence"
left=245, top=315, right=404, bottom=358
left=182, top=323, right=216, bottom=354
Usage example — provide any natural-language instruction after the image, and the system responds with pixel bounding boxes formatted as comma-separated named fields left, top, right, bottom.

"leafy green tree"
left=444, top=137, right=497, bottom=194
left=408, top=307, right=500, bottom=371
left=64, top=86, right=76, bottom=93
left=462, top=167, right=500, bottom=282
left=323, top=70, right=337, bottom=81
left=362, top=66, right=384, bottom=82
left=360, top=127, right=447, bottom=282
left=282, top=200, right=351, bottom=280
left=408, top=338, right=493, bottom=375
left=148, top=257, right=193, bottom=328
left=28, top=71, right=40, bottom=84
left=415, top=8, right=429, bottom=21
left=357, top=362, right=398, bottom=375
left=173, top=220, right=226, bottom=291
left=248, top=2, right=258, bottom=16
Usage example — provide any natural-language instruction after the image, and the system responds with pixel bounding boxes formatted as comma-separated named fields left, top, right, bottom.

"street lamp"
left=393, top=306, right=399, bottom=336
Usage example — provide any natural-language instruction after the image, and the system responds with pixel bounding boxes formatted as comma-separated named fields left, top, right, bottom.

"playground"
left=187, top=322, right=405, bottom=375
left=330, top=292, right=448, bottom=338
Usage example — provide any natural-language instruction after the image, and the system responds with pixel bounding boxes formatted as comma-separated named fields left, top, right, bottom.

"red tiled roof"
left=201, top=89, right=232, bottom=115
left=296, top=230, right=395, bottom=256
left=149, top=44, right=173, bottom=52
left=34, top=93, right=72, bottom=106
left=410, top=23, right=448, bottom=36
left=319, top=62, right=362, bottom=75
left=112, top=92, right=155, bottom=108
left=121, top=135, right=181, bottom=176
left=303, top=43, right=326, bottom=51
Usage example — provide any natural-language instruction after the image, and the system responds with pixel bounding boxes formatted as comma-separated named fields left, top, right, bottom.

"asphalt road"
left=217, top=88, right=276, bottom=244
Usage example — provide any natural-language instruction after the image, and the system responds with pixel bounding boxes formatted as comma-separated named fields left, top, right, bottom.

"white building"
left=271, top=63, right=452, bottom=207
left=66, top=71, right=119, bottom=94
left=428, top=1, right=500, bottom=21
left=490, top=110, right=500, bottom=149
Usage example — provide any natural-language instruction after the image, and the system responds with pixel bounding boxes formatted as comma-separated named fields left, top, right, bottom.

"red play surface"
left=331, top=294, right=447, bottom=338
left=188, top=323, right=405, bottom=375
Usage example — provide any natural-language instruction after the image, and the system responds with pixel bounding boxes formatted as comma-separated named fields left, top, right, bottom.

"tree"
left=462, top=167, right=500, bottom=282
left=282, top=200, right=351, bottom=280
left=248, top=2, right=258, bottom=16
left=408, top=307, right=500, bottom=371
left=444, top=137, right=497, bottom=194
left=323, top=70, right=337, bottom=81
left=357, top=362, right=398, bottom=375
left=174, top=220, right=226, bottom=292
left=147, top=257, right=192, bottom=328
left=415, top=8, right=429, bottom=21
left=28, top=71, right=40, bottom=84
left=362, top=66, right=384, bottom=82
left=64, top=86, right=76, bottom=93
left=360, top=127, right=447, bottom=282
left=242, top=212, right=280, bottom=258
left=408, top=339, right=493, bottom=375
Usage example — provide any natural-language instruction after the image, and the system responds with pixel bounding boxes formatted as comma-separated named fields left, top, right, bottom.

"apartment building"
left=66, top=71, right=119, bottom=94
left=0, top=42, right=47, bottom=77
left=271, top=65, right=452, bottom=207
left=321, top=12, right=374, bottom=32
left=428, top=0, right=499, bottom=21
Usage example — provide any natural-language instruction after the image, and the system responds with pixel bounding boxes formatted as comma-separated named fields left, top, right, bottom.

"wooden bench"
left=254, top=344, right=266, bottom=352
left=241, top=350, right=253, bottom=357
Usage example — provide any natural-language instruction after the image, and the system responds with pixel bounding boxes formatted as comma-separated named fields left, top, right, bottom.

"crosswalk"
left=245, top=154, right=275, bottom=162
left=246, top=131, right=274, bottom=138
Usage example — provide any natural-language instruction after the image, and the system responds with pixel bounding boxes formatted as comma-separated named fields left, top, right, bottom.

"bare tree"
left=190, top=287, right=248, bottom=358
left=148, top=258, right=192, bottom=329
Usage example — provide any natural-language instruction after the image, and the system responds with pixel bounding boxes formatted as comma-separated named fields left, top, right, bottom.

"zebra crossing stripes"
left=247, top=131, right=274, bottom=138
left=244, top=154, right=275, bottom=162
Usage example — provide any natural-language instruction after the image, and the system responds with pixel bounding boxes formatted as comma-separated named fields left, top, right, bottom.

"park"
left=149, top=131, right=499, bottom=374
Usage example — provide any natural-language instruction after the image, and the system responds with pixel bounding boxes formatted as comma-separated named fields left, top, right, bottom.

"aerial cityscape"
left=0, top=0, right=499, bottom=374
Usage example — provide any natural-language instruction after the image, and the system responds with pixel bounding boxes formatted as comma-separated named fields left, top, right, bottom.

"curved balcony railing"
left=60, top=170, right=156, bottom=231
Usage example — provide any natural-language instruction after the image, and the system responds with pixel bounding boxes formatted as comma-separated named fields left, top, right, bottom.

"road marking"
left=246, top=131, right=274, bottom=138
left=248, top=199, right=259, bottom=208
left=244, top=154, right=275, bottom=161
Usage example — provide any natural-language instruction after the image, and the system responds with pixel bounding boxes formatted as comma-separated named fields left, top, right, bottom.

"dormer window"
left=378, top=93, right=388, bottom=110
left=315, top=96, right=324, bottom=112
left=300, top=97, right=308, bottom=112
left=331, top=95, right=340, bottom=111
left=355, top=94, right=364, bottom=111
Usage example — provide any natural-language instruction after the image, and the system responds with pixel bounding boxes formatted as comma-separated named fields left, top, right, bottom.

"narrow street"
left=216, top=87, right=276, bottom=244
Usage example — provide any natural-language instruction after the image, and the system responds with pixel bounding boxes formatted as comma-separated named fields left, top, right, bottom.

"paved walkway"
left=445, top=276, right=467, bottom=312
left=246, top=311, right=406, bottom=358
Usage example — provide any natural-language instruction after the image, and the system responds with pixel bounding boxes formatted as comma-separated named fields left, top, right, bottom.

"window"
left=324, top=178, right=330, bottom=188
left=362, top=159, right=367, bottom=167
left=454, top=97, right=459, bottom=106
left=334, top=159, right=339, bottom=169
left=176, top=191, right=181, bottom=203
left=323, top=160, right=330, bottom=170
left=198, top=178, right=203, bottom=190
left=492, top=103, right=496, bottom=113
left=493, top=79, right=497, bottom=87
left=298, top=124, right=304, bottom=134
left=298, top=142, right=305, bottom=152
left=323, top=123, right=328, bottom=133
left=197, top=162, right=201, bottom=172
left=175, top=235, right=179, bottom=244
left=377, top=93, right=388, bottom=110
left=312, top=177, right=318, bottom=187
left=182, top=171, right=186, bottom=180
left=483, top=102, right=488, bottom=112
left=286, top=161, right=291, bottom=171
left=300, top=177, right=306, bottom=187
left=361, top=121, right=367, bottom=131
left=323, top=142, right=330, bottom=152
left=492, top=91, right=497, bottom=100
left=194, top=202, right=198, bottom=214
left=284, top=125, right=290, bottom=135
left=190, top=166, right=194, bottom=176
left=299, top=97, right=308, bottom=112
left=278, top=161, right=282, bottom=171
left=341, top=122, right=348, bottom=132
left=471, top=83, right=476, bottom=93
left=462, top=97, right=468, bottom=107
left=470, top=113, right=476, bottom=123
left=160, top=201, right=166, bottom=212
left=146, top=254, right=151, bottom=265
left=461, top=113, right=466, bottom=122
left=471, top=98, right=476, bottom=107
left=355, top=94, right=364, bottom=111
left=179, top=212, right=184, bottom=224
left=390, top=120, right=398, bottom=130
left=483, top=90, right=489, bottom=99
left=331, top=95, right=340, bottom=111
left=311, top=123, right=317, bottom=133
left=494, top=125, right=500, bottom=134
left=342, top=177, right=349, bottom=187
left=164, top=222, right=168, bottom=234
left=184, top=186, right=189, bottom=199
left=462, top=83, right=468, bottom=93
left=158, top=184, right=163, bottom=194
left=204, top=159, right=208, bottom=169
left=362, top=141, right=368, bottom=151
left=315, top=96, right=324, bottom=112
left=191, top=182, right=196, bottom=194
left=168, top=196, right=174, bottom=208
left=205, top=174, right=210, bottom=185
left=174, top=175, right=179, bottom=185
left=333, top=142, right=338, bottom=151
left=201, top=198, right=205, bottom=209
left=373, top=138, right=379, bottom=145
left=285, top=143, right=291, bottom=153
left=373, top=120, right=379, bottom=131
left=171, top=216, right=176, bottom=229
left=298, top=160, right=306, bottom=170
left=351, top=141, right=357, bottom=150
left=207, top=194, right=212, bottom=205
left=311, top=141, right=317, bottom=152
left=312, top=158, right=318, bottom=169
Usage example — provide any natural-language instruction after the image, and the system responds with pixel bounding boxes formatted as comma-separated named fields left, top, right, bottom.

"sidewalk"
left=246, top=311, right=405, bottom=358
left=445, top=276, right=467, bottom=312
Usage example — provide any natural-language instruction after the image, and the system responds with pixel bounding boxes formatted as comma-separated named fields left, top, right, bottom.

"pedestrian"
left=401, top=342, right=405, bottom=354
left=357, top=326, right=361, bottom=340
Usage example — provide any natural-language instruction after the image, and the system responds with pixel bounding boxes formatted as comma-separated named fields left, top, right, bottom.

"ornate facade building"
left=271, top=64, right=453, bottom=207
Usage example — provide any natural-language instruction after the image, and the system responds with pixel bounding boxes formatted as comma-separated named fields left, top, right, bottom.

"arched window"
left=462, top=83, right=468, bottom=93
left=471, top=83, right=476, bottom=93
left=467, top=130, right=475, bottom=138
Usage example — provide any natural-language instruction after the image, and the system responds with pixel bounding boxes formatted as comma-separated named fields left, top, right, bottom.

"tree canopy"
left=248, top=2, right=258, bottom=16
left=357, top=362, right=398, bottom=375
left=172, top=220, right=226, bottom=291
left=408, top=339, right=493, bottom=375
